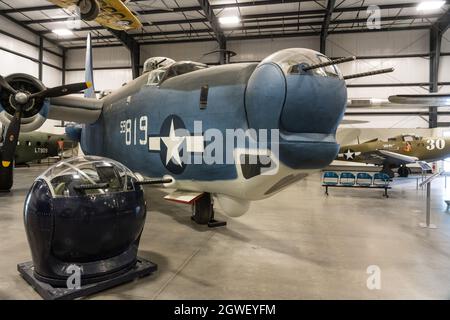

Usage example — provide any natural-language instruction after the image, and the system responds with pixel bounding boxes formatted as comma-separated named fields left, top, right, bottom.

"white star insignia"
left=344, top=149, right=355, bottom=160
left=161, top=120, right=185, bottom=167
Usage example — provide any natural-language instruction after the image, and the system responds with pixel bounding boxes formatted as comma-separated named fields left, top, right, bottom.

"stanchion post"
left=419, top=180, right=437, bottom=229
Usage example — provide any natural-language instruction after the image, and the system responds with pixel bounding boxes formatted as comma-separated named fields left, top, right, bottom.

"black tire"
left=78, top=0, right=100, bottom=21
left=398, top=166, right=409, bottom=178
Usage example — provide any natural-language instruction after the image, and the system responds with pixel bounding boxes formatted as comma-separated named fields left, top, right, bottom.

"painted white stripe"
left=149, top=137, right=161, bottom=151
left=186, top=136, right=204, bottom=153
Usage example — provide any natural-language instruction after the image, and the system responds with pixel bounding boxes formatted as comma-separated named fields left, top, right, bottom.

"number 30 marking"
left=427, top=139, right=445, bottom=150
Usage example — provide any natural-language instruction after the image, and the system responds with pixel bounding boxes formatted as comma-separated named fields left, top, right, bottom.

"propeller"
left=0, top=75, right=17, bottom=94
left=29, top=82, right=92, bottom=99
left=0, top=77, right=91, bottom=191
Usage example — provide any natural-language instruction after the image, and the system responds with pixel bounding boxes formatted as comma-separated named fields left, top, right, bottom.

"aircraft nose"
left=245, top=48, right=347, bottom=135
left=244, top=48, right=347, bottom=170
left=280, top=72, right=347, bottom=134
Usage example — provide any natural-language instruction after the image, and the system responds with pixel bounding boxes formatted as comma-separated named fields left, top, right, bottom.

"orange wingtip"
left=2, top=161, right=11, bottom=168
left=86, top=81, right=93, bottom=88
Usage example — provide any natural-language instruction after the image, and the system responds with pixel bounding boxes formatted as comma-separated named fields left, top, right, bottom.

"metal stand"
left=18, top=257, right=157, bottom=300
left=192, top=193, right=227, bottom=228
left=419, top=174, right=440, bottom=229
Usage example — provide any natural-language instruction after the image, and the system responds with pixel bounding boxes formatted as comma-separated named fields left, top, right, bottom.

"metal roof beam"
left=107, top=29, right=141, bottom=79
left=5, top=1, right=447, bottom=15
left=56, top=13, right=442, bottom=44
left=432, top=7, right=450, bottom=34
left=320, top=0, right=335, bottom=54
left=29, top=10, right=324, bottom=27
left=428, top=7, right=450, bottom=127
left=0, top=0, right=316, bottom=14
left=66, top=25, right=431, bottom=49
left=197, top=0, right=226, bottom=64
left=22, top=2, right=433, bottom=25
left=0, top=12, right=63, bottom=51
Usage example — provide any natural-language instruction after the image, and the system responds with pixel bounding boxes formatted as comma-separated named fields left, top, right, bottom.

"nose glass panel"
left=261, top=48, right=342, bottom=79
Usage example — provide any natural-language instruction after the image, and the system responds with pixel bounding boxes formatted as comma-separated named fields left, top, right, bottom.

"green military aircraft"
left=337, top=134, right=450, bottom=178
left=0, top=129, right=78, bottom=165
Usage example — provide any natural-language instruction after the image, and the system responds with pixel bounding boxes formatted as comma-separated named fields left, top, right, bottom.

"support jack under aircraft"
left=2, top=35, right=450, bottom=226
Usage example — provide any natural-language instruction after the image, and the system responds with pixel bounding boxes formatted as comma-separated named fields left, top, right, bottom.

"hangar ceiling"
left=0, top=0, right=449, bottom=49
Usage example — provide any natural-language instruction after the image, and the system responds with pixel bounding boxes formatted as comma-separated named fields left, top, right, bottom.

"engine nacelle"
left=0, top=74, right=49, bottom=132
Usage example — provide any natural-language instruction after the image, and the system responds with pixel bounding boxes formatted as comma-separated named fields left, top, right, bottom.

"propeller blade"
left=0, top=75, right=18, bottom=94
left=30, top=82, right=92, bottom=99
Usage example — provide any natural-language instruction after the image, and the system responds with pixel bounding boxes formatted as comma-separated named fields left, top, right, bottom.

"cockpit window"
left=314, top=55, right=340, bottom=78
left=403, top=135, right=414, bottom=142
left=146, top=61, right=208, bottom=86
left=147, top=69, right=167, bottom=85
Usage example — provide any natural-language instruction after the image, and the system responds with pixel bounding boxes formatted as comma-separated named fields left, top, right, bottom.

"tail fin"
left=84, top=33, right=96, bottom=99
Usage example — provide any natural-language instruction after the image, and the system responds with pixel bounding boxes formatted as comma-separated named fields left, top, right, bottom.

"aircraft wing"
left=48, top=96, right=103, bottom=123
left=96, top=0, right=142, bottom=31
left=48, top=0, right=142, bottom=31
left=347, top=149, right=419, bottom=166
left=340, top=119, right=370, bottom=125
left=48, top=0, right=78, bottom=7
left=378, top=150, right=419, bottom=164
left=348, top=94, right=450, bottom=108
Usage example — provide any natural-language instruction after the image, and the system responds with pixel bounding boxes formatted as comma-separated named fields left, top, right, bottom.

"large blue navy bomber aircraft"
left=1, top=35, right=450, bottom=226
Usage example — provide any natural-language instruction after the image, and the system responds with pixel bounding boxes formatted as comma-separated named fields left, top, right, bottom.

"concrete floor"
left=1, top=166, right=450, bottom=300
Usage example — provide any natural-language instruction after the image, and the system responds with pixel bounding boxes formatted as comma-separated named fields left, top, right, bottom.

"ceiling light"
left=52, top=28, right=74, bottom=36
left=219, top=16, right=240, bottom=26
left=417, top=1, right=445, bottom=11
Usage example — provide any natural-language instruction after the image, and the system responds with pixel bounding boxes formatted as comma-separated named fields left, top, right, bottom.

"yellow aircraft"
left=48, top=0, right=142, bottom=31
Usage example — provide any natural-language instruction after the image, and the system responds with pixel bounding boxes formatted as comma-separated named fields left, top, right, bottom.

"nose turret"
left=244, top=48, right=348, bottom=169
left=245, top=48, right=347, bottom=135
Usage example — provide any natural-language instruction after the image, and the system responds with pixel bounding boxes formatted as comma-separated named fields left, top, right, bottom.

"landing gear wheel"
left=78, top=0, right=100, bottom=21
left=192, top=193, right=227, bottom=228
left=398, top=166, right=409, bottom=178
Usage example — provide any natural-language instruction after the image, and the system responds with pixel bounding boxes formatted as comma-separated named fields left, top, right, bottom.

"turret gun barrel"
left=344, top=68, right=395, bottom=80
left=303, top=56, right=356, bottom=71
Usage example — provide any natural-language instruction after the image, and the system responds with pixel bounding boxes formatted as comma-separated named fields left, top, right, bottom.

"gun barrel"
left=303, top=56, right=356, bottom=71
left=344, top=68, right=394, bottom=80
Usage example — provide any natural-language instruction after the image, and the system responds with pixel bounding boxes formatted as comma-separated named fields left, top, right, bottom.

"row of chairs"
left=323, top=172, right=391, bottom=187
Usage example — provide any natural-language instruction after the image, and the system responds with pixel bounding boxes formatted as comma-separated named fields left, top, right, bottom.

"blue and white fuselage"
left=77, top=48, right=347, bottom=216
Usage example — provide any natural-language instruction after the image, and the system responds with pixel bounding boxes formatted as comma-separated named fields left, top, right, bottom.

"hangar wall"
left=66, top=46, right=132, bottom=91
left=62, top=28, right=450, bottom=133
left=0, top=15, right=64, bottom=134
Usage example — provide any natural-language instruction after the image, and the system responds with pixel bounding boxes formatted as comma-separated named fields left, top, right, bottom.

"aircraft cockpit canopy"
left=39, top=156, right=139, bottom=198
left=261, top=48, right=343, bottom=79
left=402, top=134, right=422, bottom=142
left=147, top=61, right=208, bottom=86
left=143, top=57, right=176, bottom=74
